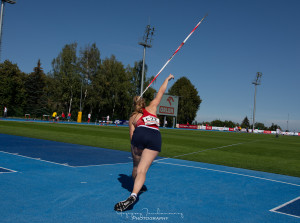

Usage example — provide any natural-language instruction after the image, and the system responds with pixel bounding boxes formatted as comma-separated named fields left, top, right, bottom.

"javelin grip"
left=139, top=14, right=207, bottom=98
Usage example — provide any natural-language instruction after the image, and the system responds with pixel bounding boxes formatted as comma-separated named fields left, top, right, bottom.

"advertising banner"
left=178, top=124, right=198, bottom=129
left=206, top=126, right=212, bottom=130
left=156, top=94, right=179, bottom=117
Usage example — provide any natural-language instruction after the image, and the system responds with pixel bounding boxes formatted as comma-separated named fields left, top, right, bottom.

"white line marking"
left=156, top=161, right=300, bottom=187
left=270, top=211, right=300, bottom=219
left=0, top=166, right=17, bottom=174
left=270, top=210, right=300, bottom=219
left=74, top=162, right=132, bottom=167
left=0, top=150, right=132, bottom=168
left=0, top=150, right=73, bottom=167
left=270, top=196, right=300, bottom=218
left=154, top=139, right=264, bottom=162
left=270, top=196, right=300, bottom=211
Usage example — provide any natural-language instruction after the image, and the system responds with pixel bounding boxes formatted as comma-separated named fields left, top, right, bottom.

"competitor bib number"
left=142, top=116, right=160, bottom=127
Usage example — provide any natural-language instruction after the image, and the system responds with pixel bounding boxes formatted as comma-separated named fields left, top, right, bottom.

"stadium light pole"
left=80, top=56, right=89, bottom=112
left=80, top=76, right=83, bottom=111
left=0, top=0, right=16, bottom=61
left=252, top=72, right=262, bottom=132
left=139, top=25, right=154, bottom=96
left=287, top=113, right=289, bottom=132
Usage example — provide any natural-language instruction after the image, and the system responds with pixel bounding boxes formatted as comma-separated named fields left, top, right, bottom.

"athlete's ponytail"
left=131, top=96, right=145, bottom=117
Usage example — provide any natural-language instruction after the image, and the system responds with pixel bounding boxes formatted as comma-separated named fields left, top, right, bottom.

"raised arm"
left=147, top=74, right=174, bottom=114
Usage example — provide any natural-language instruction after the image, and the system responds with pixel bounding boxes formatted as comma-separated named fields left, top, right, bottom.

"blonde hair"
left=131, top=96, right=145, bottom=117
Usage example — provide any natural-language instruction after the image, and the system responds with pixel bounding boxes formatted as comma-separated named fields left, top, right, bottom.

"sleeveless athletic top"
left=135, top=108, right=160, bottom=130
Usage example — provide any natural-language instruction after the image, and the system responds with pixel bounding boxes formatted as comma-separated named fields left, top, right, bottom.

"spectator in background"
left=88, top=113, right=91, bottom=124
left=276, top=127, right=281, bottom=138
left=67, top=112, right=71, bottom=122
left=3, top=106, right=7, bottom=118
left=61, top=112, right=66, bottom=121
left=52, top=111, right=57, bottom=122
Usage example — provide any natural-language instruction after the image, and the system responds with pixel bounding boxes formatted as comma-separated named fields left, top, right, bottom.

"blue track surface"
left=0, top=134, right=132, bottom=167
left=0, top=133, right=299, bottom=222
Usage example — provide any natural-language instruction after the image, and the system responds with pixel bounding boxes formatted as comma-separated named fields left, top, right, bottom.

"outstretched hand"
left=167, top=74, right=175, bottom=81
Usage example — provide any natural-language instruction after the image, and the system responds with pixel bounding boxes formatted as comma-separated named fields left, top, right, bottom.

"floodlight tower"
left=252, top=72, right=263, bottom=132
left=0, top=0, right=16, bottom=60
left=139, top=25, right=154, bottom=96
left=287, top=113, right=289, bottom=132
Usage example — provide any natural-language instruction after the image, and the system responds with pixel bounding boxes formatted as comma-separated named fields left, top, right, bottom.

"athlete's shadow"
left=117, top=174, right=134, bottom=192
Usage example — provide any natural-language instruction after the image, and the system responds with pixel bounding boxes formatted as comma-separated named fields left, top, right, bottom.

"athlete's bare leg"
left=132, top=149, right=159, bottom=194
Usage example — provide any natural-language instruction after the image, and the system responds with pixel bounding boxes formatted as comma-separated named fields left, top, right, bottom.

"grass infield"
left=0, top=121, right=299, bottom=177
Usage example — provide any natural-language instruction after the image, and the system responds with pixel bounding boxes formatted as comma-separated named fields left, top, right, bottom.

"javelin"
left=139, top=14, right=208, bottom=98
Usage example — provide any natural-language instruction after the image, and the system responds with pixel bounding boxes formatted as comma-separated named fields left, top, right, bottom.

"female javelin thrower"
left=114, top=74, right=174, bottom=212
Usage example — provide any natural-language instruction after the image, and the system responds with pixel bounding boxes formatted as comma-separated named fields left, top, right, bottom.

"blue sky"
left=2, top=0, right=300, bottom=131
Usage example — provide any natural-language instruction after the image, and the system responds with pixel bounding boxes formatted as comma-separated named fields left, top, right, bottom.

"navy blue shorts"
left=131, top=126, right=162, bottom=152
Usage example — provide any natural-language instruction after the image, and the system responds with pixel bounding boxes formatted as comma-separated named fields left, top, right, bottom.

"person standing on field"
left=67, top=112, right=71, bottom=122
left=3, top=106, right=7, bottom=118
left=61, top=112, right=66, bottom=121
left=276, top=127, right=281, bottom=138
left=88, top=113, right=91, bottom=124
left=52, top=111, right=57, bottom=122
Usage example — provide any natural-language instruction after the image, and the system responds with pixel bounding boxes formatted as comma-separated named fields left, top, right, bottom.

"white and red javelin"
left=140, top=14, right=208, bottom=98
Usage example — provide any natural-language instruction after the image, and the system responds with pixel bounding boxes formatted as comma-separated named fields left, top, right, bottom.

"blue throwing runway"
left=0, top=133, right=299, bottom=222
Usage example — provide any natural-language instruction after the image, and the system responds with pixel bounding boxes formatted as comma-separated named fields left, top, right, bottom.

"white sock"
left=131, top=193, right=137, bottom=198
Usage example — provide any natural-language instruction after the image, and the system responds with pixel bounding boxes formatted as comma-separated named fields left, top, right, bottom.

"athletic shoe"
left=114, top=195, right=136, bottom=212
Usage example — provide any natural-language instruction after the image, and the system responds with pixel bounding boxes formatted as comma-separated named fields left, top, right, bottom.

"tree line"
left=202, top=116, right=281, bottom=131
left=0, top=42, right=202, bottom=125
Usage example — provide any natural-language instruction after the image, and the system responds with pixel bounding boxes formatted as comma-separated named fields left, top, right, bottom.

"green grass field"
left=0, top=120, right=299, bottom=177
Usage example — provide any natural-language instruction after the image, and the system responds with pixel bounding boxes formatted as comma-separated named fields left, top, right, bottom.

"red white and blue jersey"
left=135, top=108, right=160, bottom=130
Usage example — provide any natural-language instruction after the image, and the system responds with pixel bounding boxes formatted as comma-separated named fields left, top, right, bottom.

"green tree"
left=223, top=120, right=238, bottom=128
left=78, top=43, right=101, bottom=119
left=269, top=123, right=281, bottom=131
left=241, top=116, right=250, bottom=128
left=141, top=75, right=156, bottom=105
left=168, top=77, right=202, bottom=124
left=24, top=60, right=48, bottom=118
left=50, top=43, right=81, bottom=116
left=211, top=119, right=224, bottom=127
left=127, top=61, right=155, bottom=109
left=0, top=60, right=26, bottom=116
left=96, top=55, right=132, bottom=120
left=130, top=60, right=147, bottom=96
left=255, top=122, right=266, bottom=130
